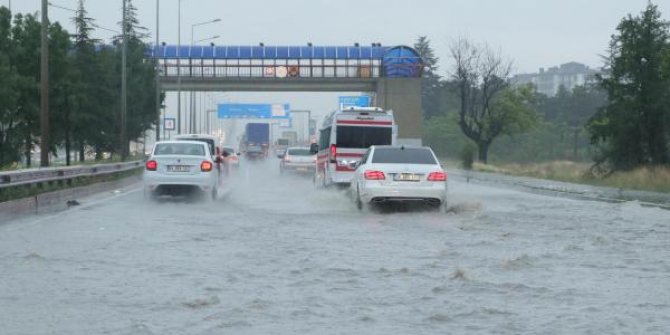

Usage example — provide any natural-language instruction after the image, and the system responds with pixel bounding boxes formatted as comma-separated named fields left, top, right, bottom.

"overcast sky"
left=4, top=0, right=669, bottom=141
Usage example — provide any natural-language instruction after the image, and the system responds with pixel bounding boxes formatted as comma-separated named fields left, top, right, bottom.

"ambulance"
left=312, top=107, right=396, bottom=187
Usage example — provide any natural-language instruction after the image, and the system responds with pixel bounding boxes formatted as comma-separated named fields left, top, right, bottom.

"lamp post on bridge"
left=189, top=18, right=220, bottom=134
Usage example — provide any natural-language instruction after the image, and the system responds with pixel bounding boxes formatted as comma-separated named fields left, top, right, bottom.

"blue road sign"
left=339, top=95, right=371, bottom=108
left=217, top=103, right=290, bottom=119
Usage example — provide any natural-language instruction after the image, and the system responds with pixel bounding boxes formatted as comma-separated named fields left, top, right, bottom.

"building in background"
left=512, top=62, right=599, bottom=97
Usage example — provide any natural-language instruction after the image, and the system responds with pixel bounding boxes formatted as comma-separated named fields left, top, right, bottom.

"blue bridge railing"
left=147, top=45, right=423, bottom=79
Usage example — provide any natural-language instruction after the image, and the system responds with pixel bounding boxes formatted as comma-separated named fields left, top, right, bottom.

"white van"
left=312, top=107, right=396, bottom=187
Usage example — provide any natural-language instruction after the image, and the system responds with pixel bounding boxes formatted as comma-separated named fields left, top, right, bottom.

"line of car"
left=143, top=131, right=448, bottom=213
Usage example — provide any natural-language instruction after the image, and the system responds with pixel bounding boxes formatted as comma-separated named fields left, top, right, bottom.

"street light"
left=195, top=35, right=219, bottom=43
left=177, top=0, right=181, bottom=134
left=121, top=0, right=127, bottom=159
left=154, top=0, right=160, bottom=142
left=91, top=23, right=120, bottom=34
left=205, top=109, right=217, bottom=134
left=189, top=18, right=221, bottom=133
left=191, top=18, right=221, bottom=44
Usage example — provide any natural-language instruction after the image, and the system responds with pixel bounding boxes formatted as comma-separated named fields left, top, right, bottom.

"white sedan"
left=143, top=140, right=219, bottom=200
left=351, top=145, right=448, bottom=211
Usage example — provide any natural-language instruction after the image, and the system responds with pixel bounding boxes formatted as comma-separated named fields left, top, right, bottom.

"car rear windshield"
left=154, top=143, right=206, bottom=156
left=336, top=126, right=392, bottom=148
left=177, top=138, right=215, bottom=156
left=371, top=148, right=437, bottom=164
left=288, top=148, right=312, bottom=156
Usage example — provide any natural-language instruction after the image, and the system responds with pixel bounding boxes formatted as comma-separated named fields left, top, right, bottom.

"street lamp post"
left=155, top=0, right=160, bottom=142
left=206, top=109, right=217, bottom=134
left=40, top=0, right=49, bottom=167
left=190, top=18, right=220, bottom=133
left=120, top=0, right=128, bottom=160
left=177, top=0, right=181, bottom=134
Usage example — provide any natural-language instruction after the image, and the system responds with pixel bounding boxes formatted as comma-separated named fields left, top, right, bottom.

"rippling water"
left=1, top=159, right=669, bottom=334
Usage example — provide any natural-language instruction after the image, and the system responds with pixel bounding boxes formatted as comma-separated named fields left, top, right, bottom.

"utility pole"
left=120, top=0, right=128, bottom=160
left=155, top=0, right=160, bottom=142
left=177, top=0, right=182, bottom=134
left=40, top=0, right=49, bottom=167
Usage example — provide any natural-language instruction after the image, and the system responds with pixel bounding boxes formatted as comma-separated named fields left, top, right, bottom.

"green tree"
left=414, top=36, right=442, bottom=119
left=91, top=46, right=121, bottom=159
left=450, top=38, right=538, bottom=163
left=0, top=7, right=21, bottom=167
left=587, top=3, right=670, bottom=171
left=47, top=22, right=73, bottom=164
left=535, top=85, right=606, bottom=160
left=67, top=0, right=102, bottom=163
left=10, top=13, right=41, bottom=167
left=113, top=0, right=156, bottom=157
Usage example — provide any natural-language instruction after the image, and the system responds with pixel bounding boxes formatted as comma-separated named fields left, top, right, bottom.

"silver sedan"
left=351, top=145, right=448, bottom=211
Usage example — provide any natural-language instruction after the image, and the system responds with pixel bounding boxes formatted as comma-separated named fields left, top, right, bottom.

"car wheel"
left=356, top=186, right=364, bottom=211
left=441, top=200, right=449, bottom=213
left=322, top=170, right=329, bottom=188
left=144, top=188, right=156, bottom=201
left=211, top=187, right=218, bottom=201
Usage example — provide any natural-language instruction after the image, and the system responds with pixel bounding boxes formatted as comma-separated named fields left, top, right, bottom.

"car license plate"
left=394, top=173, right=420, bottom=182
left=167, top=165, right=190, bottom=172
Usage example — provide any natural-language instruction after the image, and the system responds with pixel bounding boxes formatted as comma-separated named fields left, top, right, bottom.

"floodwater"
left=1, top=158, right=669, bottom=334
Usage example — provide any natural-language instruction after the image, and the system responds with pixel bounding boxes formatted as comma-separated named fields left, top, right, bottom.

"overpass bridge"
left=149, top=44, right=424, bottom=143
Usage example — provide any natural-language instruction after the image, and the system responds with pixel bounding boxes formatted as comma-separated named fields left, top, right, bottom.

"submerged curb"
left=0, top=175, right=141, bottom=221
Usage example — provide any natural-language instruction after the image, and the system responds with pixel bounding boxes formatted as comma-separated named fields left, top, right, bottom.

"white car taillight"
left=146, top=160, right=157, bottom=171
left=427, top=171, right=447, bottom=181
left=201, top=161, right=213, bottom=172
left=364, top=170, right=385, bottom=180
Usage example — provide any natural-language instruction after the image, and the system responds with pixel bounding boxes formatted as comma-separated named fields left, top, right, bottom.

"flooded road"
left=1, top=159, right=669, bottom=334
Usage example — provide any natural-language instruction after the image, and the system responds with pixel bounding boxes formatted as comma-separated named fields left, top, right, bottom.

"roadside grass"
left=469, top=161, right=670, bottom=193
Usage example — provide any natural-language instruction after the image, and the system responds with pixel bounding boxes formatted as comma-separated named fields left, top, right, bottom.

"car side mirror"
left=350, top=161, right=361, bottom=169
left=309, top=143, right=319, bottom=154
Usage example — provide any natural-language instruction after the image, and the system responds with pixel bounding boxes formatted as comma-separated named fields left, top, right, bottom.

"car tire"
left=322, top=170, right=329, bottom=189
left=211, top=187, right=218, bottom=201
left=144, top=188, right=157, bottom=202
left=356, top=186, right=365, bottom=211
left=441, top=200, right=449, bottom=213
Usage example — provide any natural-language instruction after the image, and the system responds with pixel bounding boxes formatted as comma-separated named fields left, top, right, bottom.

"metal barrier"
left=0, top=161, right=143, bottom=189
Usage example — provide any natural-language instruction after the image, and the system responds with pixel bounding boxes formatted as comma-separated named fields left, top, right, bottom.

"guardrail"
left=0, top=161, right=143, bottom=189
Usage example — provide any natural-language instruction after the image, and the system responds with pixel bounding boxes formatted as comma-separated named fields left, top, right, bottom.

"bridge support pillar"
left=375, top=78, right=422, bottom=145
